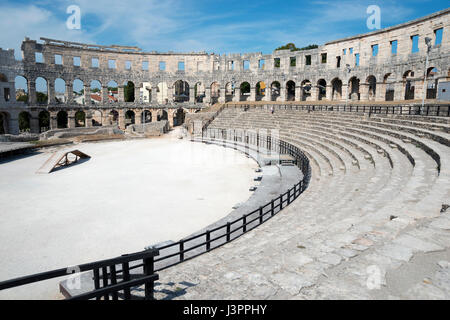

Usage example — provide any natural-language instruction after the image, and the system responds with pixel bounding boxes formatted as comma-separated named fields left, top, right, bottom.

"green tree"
left=275, top=43, right=318, bottom=51
left=124, top=81, right=135, bottom=102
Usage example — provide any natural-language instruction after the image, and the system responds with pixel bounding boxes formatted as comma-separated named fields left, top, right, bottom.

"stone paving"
left=148, top=108, right=450, bottom=300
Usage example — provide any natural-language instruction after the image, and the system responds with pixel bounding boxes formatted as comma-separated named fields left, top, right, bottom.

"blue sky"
left=1, top=0, right=448, bottom=92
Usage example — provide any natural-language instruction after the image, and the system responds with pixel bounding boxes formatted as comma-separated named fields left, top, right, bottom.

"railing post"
left=243, top=215, right=247, bottom=233
left=271, top=200, right=275, bottom=216
left=143, top=254, right=156, bottom=300
left=206, top=230, right=211, bottom=251
left=179, top=240, right=184, bottom=262
left=226, top=222, right=231, bottom=242
left=280, top=195, right=283, bottom=210
left=259, top=207, right=263, bottom=224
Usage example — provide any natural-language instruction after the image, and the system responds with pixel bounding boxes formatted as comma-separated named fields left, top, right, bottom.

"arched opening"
left=384, top=73, right=395, bottom=101
left=107, top=81, right=119, bottom=103
left=286, top=81, right=296, bottom=101
left=55, top=78, right=66, bottom=104
left=36, top=77, right=48, bottom=104
left=124, top=81, right=135, bottom=102
left=348, top=77, right=360, bottom=100
left=109, top=110, right=119, bottom=126
left=426, top=67, right=438, bottom=99
left=256, top=81, right=266, bottom=101
left=158, top=110, right=168, bottom=121
left=125, top=110, right=135, bottom=127
left=92, top=110, right=102, bottom=126
left=38, top=110, right=50, bottom=133
left=57, top=111, right=68, bottom=128
left=0, top=112, right=9, bottom=134
left=15, top=76, right=28, bottom=103
left=225, top=82, right=233, bottom=102
left=240, top=82, right=250, bottom=101
left=73, top=79, right=84, bottom=104
left=90, top=80, right=102, bottom=104
left=173, top=108, right=186, bottom=127
left=141, top=110, right=152, bottom=124
left=331, top=78, right=342, bottom=100
left=271, top=81, right=281, bottom=101
left=194, top=82, right=205, bottom=103
left=367, top=76, right=377, bottom=101
left=174, top=80, right=190, bottom=102
left=210, top=82, right=220, bottom=104
left=301, top=80, right=311, bottom=101
left=18, top=111, right=31, bottom=133
left=403, top=70, right=415, bottom=100
left=75, top=110, right=86, bottom=127
left=157, top=82, right=168, bottom=104
left=317, top=79, right=327, bottom=100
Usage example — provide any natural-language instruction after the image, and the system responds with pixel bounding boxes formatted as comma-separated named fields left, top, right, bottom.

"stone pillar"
left=102, top=86, right=109, bottom=104
left=309, top=86, right=318, bottom=102
left=189, top=87, right=195, bottom=103
left=28, top=80, right=37, bottom=104
left=325, top=85, right=333, bottom=101
left=68, top=111, right=76, bottom=129
left=233, top=88, right=241, bottom=102
left=50, top=112, right=58, bottom=130
left=265, top=86, right=272, bottom=102
left=151, top=85, right=159, bottom=103
left=295, top=86, right=301, bottom=102
left=118, top=86, right=125, bottom=103
left=250, top=87, right=256, bottom=102
left=135, top=110, right=142, bottom=125
left=375, top=83, right=385, bottom=101
left=219, top=87, right=226, bottom=103
left=168, top=110, right=174, bottom=127
left=30, top=115, right=40, bottom=134
left=152, top=110, right=159, bottom=122
left=84, top=85, right=91, bottom=105
left=118, top=109, right=126, bottom=129
left=65, top=83, right=73, bottom=104
left=205, top=87, right=211, bottom=104
left=394, top=81, right=404, bottom=101
left=167, top=87, right=173, bottom=103
left=8, top=114, right=19, bottom=135
left=135, top=85, right=141, bottom=103
left=280, top=86, right=286, bottom=101
left=47, top=81, right=55, bottom=105
left=102, top=110, right=110, bottom=126
left=85, top=111, right=93, bottom=128
left=342, top=84, right=349, bottom=102
left=360, top=83, right=369, bottom=101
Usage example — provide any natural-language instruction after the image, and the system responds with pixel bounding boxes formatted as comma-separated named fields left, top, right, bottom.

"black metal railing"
left=226, top=103, right=450, bottom=117
left=0, top=249, right=159, bottom=300
left=0, top=128, right=311, bottom=299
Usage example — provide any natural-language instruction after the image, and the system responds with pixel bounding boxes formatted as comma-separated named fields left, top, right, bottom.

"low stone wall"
left=0, top=133, right=40, bottom=142
left=40, top=126, right=123, bottom=140
left=125, top=121, right=170, bottom=136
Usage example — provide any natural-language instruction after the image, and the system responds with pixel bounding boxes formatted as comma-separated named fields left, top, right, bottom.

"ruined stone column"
left=308, top=86, right=318, bottom=102
left=102, top=86, right=109, bottom=104
left=135, top=85, right=141, bottom=103
left=375, top=83, right=385, bottom=101
left=85, top=111, right=93, bottom=128
left=50, top=112, right=58, bottom=130
left=118, top=109, right=126, bottom=129
left=135, top=110, right=142, bottom=125
left=295, top=86, right=302, bottom=102
left=65, top=83, right=73, bottom=104
left=325, top=85, right=333, bottom=101
left=233, top=88, right=241, bottom=102
left=342, top=84, right=349, bottom=102
left=47, top=81, right=55, bottom=105
left=168, top=110, right=174, bottom=127
left=28, top=80, right=37, bottom=105
left=8, top=114, right=19, bottom=135
left=360, top=83, right=369, bottom=101
left=280, top=86, right=286, bottom=101
left=189, top=87, right=195, bottom=103
left=394, top=81, right=404, bottom=101
left=250, top=87, right=256, bottom=102
left=118, top=86, right=125, bottom=103
left=30, top=114, right=40, bottom=134
left=205, top=87, right=211, bottom=104
left=219, top=87, right=226, bottom=103
left=67, top=111, right=76, bottom=128
left=265, top=86, right=272, bottom=102
left=151, top=85, right=159, bottom=103
left=84, top=85, right=91, bottom=106
left=166, top=87, right=173, bottom=103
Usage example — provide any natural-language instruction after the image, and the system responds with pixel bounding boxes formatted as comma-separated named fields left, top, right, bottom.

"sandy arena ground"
left=0, top=130, right=259, bottom=299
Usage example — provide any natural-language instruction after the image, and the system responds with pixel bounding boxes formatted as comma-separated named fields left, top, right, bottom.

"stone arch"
left=75, top=110, right=86, bottom=127
left=92, top=110, right=102, bottom=126
left=173, top=108, right=186, bottom=127
left=141, top=110, right=152, bottom=124
left=240, top=82, right=251, bottom=101
left=225, top=82, right=233, bottom=102
left=15, top=76, right=28, bottom=103
left=301, top=80, right=312, bottom=101
left=210, top=82, right=220, bottom=104
left=36, top=77, right=48, bottom=104
left=271, top=81, right=281, bottom=101
left=57, top=111, right=68, bottom=129
left=403, top=70, right=415, bottom=100
left=0, top=111, right=10, bottom=134
left=107, top=80, right=118, bottom=103
left=426, top=67, right=438, bottom=99
left=18, top=111, right=31, bottom=132
left=366, top=75, right=377, bottom=101
left=109, top=110, right=119, bottom=126
left=331, top=78, right=342, bottom=101
left=38, top=110, right=50, bottom=133
left=125, top=110, right=135, bottom=127
left=158, top=110, right=168, bottom=121
left=317, top=79, right=327, bottom=100
left=348, top=77, right=360, bottom=100
left=55, top=78, right=66, bottom=104
left=174, top=80, right=190, bottom=102
left=384, top=73, right=395, bottom=101
left=256, top=81, right=266, bottom=101
left=73, top=79, right=84, bottom=104
left=286, top=80, right=296, bottom=101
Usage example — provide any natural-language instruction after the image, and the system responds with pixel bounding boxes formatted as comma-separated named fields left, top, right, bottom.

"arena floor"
left=0, top=130, right=259, bottom=299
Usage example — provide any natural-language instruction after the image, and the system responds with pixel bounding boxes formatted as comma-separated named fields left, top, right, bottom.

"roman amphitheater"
left=0, top=9, right=449, bottom=300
